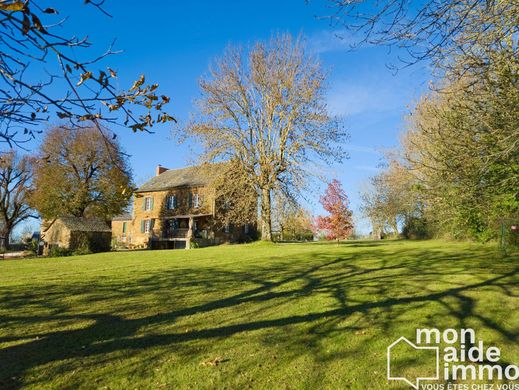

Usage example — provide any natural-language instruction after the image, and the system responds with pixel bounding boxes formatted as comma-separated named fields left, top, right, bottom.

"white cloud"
left=306, top=29, right=355, bottom=54
left=327, top=79, right=408, bottom=117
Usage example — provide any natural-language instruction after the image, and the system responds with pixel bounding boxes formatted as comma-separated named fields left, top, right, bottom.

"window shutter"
left=150, top=219, right=155, bottom=229
left=140, top=220, right=145, bottom=233
left=150, top=197, right=154, bottom=210
left=188, top=193, right=192, bottom=208
left=142, top=197, right=145, bottom=210
left=173, top=195, right=177, bottom=208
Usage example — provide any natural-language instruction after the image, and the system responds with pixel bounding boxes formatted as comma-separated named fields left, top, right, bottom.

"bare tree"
left=360, top=158, right=421, bottom=237
left=321, top=0, right=518, bottom=73
left=0, top=151, right=36, bottom=248
left=185, top=34, right=346, bottom=240
left=0, top=1, right=174, bottom=147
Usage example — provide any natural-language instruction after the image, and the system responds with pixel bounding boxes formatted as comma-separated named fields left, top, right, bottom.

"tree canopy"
left=315, top=179, right=353, bottom=241
left=184, top=33, right=346, bottom=240
left=31, top=126, right=132, bottom=221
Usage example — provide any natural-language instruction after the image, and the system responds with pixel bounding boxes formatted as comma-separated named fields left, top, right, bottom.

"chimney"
left=156, top=164, right=168, bottom=176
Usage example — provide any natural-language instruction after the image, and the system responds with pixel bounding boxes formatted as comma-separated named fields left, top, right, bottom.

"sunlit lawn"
left=0, top=240, right=517, bottom=389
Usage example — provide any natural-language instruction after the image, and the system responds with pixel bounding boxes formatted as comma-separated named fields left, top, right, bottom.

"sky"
left=14, top=0, right=433, bottom=236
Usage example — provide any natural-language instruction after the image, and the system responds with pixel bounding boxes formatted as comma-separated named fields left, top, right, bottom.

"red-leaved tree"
left=315, top=179, right=354, bottom=241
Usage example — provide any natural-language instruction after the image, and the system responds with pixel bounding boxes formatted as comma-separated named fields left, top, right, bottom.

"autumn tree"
left=185, top=34, right=346, bottom=241
left=0, top=151, right=36, bottom=248
left=315, top=179, right=353, bottom=241
left=31, top=126, right=132, bottom=220
left=0, top=1, right=173, bottom=147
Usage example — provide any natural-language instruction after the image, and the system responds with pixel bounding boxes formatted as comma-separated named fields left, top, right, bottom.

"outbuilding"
left=42, top=217, right=112, bottom=255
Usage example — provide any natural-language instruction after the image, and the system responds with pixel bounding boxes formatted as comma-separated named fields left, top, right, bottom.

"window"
left=165, top=219, right=177, bottom=236
left=244, top=223, right=249, bottom=234
left=122, top=222, right=127, bottom=237
left=144, top=219, right=151, bottom=233
left=167, top=195, right=176, bottom=210
left=144, top=196, right=153, bottom=211
left=223, top=199, right=230, bottom=209
left=224, top=223, right=230, bottom=233
left=193, top=193, right=199, bottom=208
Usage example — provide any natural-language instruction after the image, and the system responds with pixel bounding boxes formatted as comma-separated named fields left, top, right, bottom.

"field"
left=0, top=240, right=517, bottom=389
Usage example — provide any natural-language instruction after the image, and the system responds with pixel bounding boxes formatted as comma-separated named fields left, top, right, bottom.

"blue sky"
left=17, top=0, right=432, bottom=235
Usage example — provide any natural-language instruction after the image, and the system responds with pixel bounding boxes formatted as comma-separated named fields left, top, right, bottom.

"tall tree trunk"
left=374, top=224, right=382, bottom=240
left=0, top=225, right=11, bottom=251
left=260, top=187, right=272, bottom=241
left=392, top=218, right=399, bottom=237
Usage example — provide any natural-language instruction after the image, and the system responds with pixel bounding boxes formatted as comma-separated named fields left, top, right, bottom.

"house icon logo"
left=387, top=336, right=440, bottom=389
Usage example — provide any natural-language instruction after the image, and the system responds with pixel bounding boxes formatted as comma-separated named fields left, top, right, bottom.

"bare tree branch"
left=0, top=1, right=175, bottom=147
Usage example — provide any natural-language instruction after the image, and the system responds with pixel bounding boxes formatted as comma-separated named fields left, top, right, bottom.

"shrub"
left=402, top=217, right=431, bottom=239
left=71, top=246, right=92, bottom=256
left=28, top=239, right=40, bottom=255
left=48, top=246, right=72, bottom=257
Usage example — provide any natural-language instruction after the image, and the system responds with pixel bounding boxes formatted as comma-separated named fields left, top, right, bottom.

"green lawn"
left=0, top=240, right=517, bottom=389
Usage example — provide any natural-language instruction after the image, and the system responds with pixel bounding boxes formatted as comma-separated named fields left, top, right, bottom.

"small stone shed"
left=42, top=217, right=112, bottom=255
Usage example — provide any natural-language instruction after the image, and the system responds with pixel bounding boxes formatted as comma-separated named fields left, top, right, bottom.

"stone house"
left=42, top=217, right=112, bottom=255
left=112, top=164, right=256, bottom=249
left=111, top=213, right=132, bottom=249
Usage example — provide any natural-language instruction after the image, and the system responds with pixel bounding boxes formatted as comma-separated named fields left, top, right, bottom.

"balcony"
left=163, top=228, right=189, bottom=239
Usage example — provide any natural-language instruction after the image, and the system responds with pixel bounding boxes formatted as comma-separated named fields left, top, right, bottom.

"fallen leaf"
left=200, top=356, right=224, bottom=366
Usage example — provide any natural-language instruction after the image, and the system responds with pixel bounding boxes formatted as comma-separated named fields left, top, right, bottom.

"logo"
left=387, top=336, right=440, bottom=389
left=387, top=328, right=519, bottom=389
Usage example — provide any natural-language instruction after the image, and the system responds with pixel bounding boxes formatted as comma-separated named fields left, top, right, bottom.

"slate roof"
left=135, top=164, right=217, bottom=193
left=58, top=217, right=111, bottom=232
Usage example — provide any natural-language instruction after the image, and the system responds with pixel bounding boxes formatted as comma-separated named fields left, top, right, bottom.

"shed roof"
left=135, top=164, right=218, bottom=193
left=57, top=217, right=111, bottom=232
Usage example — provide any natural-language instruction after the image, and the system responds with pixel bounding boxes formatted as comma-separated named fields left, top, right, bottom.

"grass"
left=0, top=240, right=517, bottom=389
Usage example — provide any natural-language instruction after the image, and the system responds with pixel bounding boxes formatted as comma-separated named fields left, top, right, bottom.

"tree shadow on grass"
left=0, top=244, right=517, bottom=388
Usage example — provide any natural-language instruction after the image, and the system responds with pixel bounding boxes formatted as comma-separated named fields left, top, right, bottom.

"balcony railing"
left=163, top=228, right=189, bottom=239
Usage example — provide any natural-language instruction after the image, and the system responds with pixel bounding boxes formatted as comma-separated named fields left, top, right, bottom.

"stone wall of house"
left=130, top=186, right=215, bottom=248
left=42, top=220, right=71, bottom=255
left=112, top=219, right=131, bottom=248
